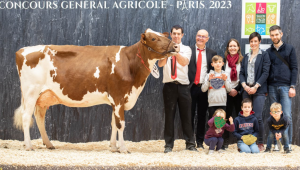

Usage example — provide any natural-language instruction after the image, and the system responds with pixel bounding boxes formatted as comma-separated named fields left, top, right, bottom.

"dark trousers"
left=190, top=84, right=208, bottom=145
left=204, top=137, right=224, bottom=150
left=223, top=93, right=242, bottom=145
left=163, top=83, right=196, bottom=149
left=242, top=91, right=266, bottom=144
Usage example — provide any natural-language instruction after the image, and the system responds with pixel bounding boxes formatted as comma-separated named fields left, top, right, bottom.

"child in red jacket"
left=204, top=109, right=234, bottom=155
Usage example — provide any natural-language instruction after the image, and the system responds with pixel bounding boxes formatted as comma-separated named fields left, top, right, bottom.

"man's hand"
left=221, top=74, right=227, bottom=81
left=229, top=89, right=238, bottom=97
left=209, top=74, right=215, bottom=81
left=229, top=116, right=233, bottom=124
left=275, top=133, right=282, bottom=140
left=289, top=88, right=296, bottom=98
left=247, top=87, right=257, bottom=95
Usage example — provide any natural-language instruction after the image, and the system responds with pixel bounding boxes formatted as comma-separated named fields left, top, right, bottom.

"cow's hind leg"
left=110, top=110, right=118, bottom=152
left=22, top=87, right=41, bottom=150
left=34, top=105, right=55, bottom=149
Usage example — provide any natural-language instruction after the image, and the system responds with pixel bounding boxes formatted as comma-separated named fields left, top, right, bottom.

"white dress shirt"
left=163, top=43, right=192, bottom=85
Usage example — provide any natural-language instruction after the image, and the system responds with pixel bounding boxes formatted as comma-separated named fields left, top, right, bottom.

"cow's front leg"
left=110, top=109, right=118, bottom=152
left=114, top=104, right=130, bottom=153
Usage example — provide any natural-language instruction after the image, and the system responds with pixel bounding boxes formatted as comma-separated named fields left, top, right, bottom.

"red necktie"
left=194, top=49, right=204, bottom=84
left=171, top=56, right=177, bottom=79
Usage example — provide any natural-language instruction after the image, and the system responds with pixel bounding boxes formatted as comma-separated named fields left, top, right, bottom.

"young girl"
left=204, top=109, right=234, bottom=155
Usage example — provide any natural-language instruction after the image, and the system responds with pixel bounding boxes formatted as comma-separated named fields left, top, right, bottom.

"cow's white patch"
left=146, top=29, right=162, bottom=37
left=111, top=64, right=115, bottom=74
left=115, top=46, right=124, bottom=63
left=21, top=45, right=46, bottom=57
left=94, top=67, right=100, bottom=78
left=114, top=104, right=122, bottom=118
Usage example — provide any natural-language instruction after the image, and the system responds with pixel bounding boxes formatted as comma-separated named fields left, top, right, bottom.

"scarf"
left=227, top=54, right=239, bottom=81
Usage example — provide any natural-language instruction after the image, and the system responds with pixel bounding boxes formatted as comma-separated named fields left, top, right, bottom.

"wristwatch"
left=290, top=85, right=295, bottom=89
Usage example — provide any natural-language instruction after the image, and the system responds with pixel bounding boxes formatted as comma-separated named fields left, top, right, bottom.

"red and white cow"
left=14, top=29, right=178, bottom=153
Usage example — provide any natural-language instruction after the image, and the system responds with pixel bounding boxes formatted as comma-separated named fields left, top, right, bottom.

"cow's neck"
left=126, top=42, right=158, bottom=86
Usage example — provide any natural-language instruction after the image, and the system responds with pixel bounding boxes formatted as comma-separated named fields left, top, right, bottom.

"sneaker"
left=208, top=150, right=214, bottom=155
left=289, top=144, right=292, bottom=151
left=276, top=140, right=282, bottom=151
left=273, top=144, right=280, bottom=152
left=258, top=144, right=265, bottom=151
left=264, top=148, right=271, bottom=153
left=164, top=147, right=172, bottom=153
left=218, top=150, right=225, bottom=153
left=284, top=148, right=291, bottom=154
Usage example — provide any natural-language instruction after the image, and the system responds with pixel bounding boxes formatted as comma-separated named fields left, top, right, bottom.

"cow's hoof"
left=25, top=148, right=34, bottom=151
left=47, top=146, right=55, bottom=150
left=120, top=150, right=131, bottom=154
left=110, top=147, right=119, bottom=153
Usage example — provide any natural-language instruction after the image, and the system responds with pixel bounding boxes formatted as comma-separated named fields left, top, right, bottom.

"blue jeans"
left=237, top=140, right=260, bottom=153
left=266, top=130, right=289, bottom=149
left=242, top=92, right=266, bottom=144
left=268, top=86, right=292, bottom=144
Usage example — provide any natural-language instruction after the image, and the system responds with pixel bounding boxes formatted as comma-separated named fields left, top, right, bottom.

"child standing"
left=204, top=109, right=234, bottom=155
left=233, top=98, right=260, bottom=153
left=202, top=55, right=232, bottom=118
left=265, top=102, right=290, bottom=153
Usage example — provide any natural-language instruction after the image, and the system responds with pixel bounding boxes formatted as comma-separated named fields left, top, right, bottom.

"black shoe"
left=264, top=148, right=271, bottom=153
left=284, top=148, right=291, bottom=154
left=186, top=147, right=199, bottom=152
left=221, top=145, right=227, bottom=150
left=197, top=143, right=204, bottom=149
left=164, top=147, right=172, bottom=153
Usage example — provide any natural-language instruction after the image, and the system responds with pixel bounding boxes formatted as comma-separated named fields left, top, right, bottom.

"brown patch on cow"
left=50, top=70, right=55, bottom=77
left=25, top=51, right=45, bottom=69
left=15, top=49, right=25, bottom=76
left=36, top=90, right=61, bottom=109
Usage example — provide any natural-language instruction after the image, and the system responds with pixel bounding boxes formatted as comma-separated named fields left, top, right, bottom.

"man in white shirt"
left=188, top=29, right=217, bottom=148
left=158, top=25, right=197, bottom=153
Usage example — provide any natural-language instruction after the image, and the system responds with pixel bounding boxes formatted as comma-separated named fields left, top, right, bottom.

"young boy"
left=233, top=98, right=260, bottom=153
left=265, top=102, right=290, bottom=154
left=202, top=55, right=232, bottom=118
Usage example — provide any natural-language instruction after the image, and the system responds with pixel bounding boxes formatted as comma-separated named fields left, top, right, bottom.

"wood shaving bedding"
left=0, top=139, right=299, bottom=168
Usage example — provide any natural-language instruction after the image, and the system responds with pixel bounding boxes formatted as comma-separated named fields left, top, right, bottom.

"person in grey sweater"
left=202, top=55, right=232, bottom=119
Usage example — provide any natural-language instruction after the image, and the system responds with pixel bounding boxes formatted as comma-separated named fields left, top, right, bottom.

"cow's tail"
left=13, top=95, right=34, bottom=131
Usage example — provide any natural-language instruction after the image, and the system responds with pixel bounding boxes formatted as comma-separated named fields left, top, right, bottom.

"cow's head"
left=140, top=29, right=179, bottom=60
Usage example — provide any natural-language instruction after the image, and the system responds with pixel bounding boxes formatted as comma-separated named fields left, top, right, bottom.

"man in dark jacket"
left=188, top=29, right=217, bottom=149
left=266, top=25, right=298, bottom=151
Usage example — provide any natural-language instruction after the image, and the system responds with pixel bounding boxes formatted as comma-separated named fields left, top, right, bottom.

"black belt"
left=247, top=83, right=255, bottom=87
left=195, top=83, right=202, bottom=87
left=171, top=81, right=181, bottom=85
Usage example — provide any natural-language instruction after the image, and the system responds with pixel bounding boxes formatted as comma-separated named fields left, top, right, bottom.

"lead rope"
left=136, top=44, right=151, bottom=72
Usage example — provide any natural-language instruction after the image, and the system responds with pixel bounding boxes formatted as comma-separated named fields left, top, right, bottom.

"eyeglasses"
left=197, top=35, right=209, bottom=39
left=271, top=111, right=281, bottom=114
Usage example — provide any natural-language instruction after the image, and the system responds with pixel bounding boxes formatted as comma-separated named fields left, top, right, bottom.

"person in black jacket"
left=265, top=102, right=290, bottom=153
left=240, top=32, right=271, bottom=151
left=233, top=98, right=260, bottom=153
left=266, top=25, right=298, bottom=151
left=188, top=29, right=217, bottom=148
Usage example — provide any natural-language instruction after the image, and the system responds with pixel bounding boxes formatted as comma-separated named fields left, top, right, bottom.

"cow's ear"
left=141, top=33, right=146, bottom=44
left=162, top=32, right=169, bottom=37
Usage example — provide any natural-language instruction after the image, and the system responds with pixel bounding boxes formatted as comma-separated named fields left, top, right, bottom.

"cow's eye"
left=152, top=38, right=156, bottom=41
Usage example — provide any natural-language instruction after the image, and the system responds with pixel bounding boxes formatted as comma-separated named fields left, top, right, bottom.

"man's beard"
left=273, top=39, right=281, bottom=44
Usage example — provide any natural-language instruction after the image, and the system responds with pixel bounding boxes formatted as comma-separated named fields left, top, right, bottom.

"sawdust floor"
left=0, top=139, right=299, bottom=168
